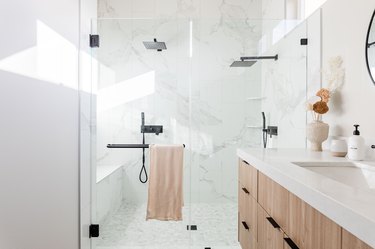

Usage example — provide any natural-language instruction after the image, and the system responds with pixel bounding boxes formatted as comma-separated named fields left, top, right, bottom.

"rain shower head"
left=230, top=60, right=257, bottom=67
left=143, top=38, right=167, bottom=51
left=230, top=54, right=278, bottom=68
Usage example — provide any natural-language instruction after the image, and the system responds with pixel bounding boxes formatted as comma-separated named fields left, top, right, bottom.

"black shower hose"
left=139, top=133, right=148, bottom=183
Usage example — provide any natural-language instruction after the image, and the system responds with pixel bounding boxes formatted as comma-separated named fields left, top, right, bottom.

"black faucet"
left=262, top=112, right=278, bottom=148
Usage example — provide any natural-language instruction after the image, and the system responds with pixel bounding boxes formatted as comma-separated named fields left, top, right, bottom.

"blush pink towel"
left=146, top=144, right=184, bottom=221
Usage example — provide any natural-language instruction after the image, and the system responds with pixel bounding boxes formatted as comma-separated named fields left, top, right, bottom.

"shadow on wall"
left=0, top=70, right=80, bottom=249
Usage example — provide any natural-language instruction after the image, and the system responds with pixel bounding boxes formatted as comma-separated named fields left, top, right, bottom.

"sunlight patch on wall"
left=97, top=71, right=156, bottom=112
left=305, top=0, right=327, bottom=18
left=0, top=20, right=78, bottom=89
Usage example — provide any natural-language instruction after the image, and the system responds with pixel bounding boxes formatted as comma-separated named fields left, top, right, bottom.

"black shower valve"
left=267, top=126, right=278, bottom=136
left=141, top=125, right=163, bottom=135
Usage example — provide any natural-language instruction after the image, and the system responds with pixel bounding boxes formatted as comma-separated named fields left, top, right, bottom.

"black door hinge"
left=300, top=38, right=308, bottom=46
left=89, top=224, right=100, bottom=238
left=90, top=34, right=100, bottom=48
left=187, top=225, right=197, bottom=230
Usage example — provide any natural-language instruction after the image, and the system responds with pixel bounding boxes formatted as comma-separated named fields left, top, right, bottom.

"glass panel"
left=87, top=14, right=318, bottom=249
left=188, top=18, right=265, bottom=248
left=261, top=18, right=309, bottom=148
left=188, top=17, right=308, bottom=248
left=91, top=18, right=193, bottom=249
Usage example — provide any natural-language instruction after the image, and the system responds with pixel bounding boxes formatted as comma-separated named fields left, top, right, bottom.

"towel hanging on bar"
left=146, top=144, right=184, bottom=221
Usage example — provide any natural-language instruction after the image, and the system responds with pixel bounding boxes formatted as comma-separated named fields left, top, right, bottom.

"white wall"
left=321, top=0, right=375, bottom=139
left=0, top=0, right=95, bottom=248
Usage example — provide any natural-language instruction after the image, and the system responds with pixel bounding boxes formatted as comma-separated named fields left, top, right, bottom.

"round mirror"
left=366, top=10, right=375, bottom=85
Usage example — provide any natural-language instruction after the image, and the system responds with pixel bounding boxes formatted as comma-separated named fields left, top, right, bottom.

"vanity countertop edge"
left=237, top=148, right=375, bottom=248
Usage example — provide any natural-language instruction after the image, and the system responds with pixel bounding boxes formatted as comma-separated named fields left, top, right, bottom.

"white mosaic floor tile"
left=95, top=202, right=240, bottom=249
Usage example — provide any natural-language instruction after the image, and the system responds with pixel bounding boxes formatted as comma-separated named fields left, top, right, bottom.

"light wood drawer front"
left=239, top=186, right=258, bottom=239
left=342, top=229, right=373, bottom=249
left=257, top=204, right=284, bottom=249
left=287, top=192, right=341, bottom=249
left=239, top=159, right=257, bottom=199
left=286, top=193, right=304, bottom=247
left=258, top=172, right=289, bottom=230
left=239, top=213, right=251, bottom=249
left=258, top=171, right=272, bottom=214
left=239, top=183, right=246, bottom=220
left=239, top=212, right=258, bottom=249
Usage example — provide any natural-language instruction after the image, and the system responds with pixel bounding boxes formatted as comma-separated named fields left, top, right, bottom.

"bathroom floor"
left=95, top=202, right=240, bottom=249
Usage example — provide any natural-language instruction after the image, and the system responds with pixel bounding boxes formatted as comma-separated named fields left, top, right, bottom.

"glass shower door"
left=87, top=13, right=317, bottom=249
left=187, top=18, right=265, bottom=248
left=187, top=16, right=310, bottom=248
left=90, top=18, right=193, bottom=249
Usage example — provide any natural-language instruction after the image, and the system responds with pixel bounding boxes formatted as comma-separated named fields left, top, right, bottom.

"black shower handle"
left=262, top=112, right=266, bottom=131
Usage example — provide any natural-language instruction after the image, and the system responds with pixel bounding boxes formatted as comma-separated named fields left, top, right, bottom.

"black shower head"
left=230, top=60, right=257, bottom=67
left=143, top=38, right=167, bottom=51
left=230, top=54, right=278, bottom=68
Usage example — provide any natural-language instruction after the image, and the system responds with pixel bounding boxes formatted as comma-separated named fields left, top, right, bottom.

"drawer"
left=257, top=204, right=284, bottom=249
left=239, top=186, right=258, bottom=239
left=287, top=192, right=341, bottom=249
left=239, top=212, right=258, bottom=249
left=239, top=159, right=258, bottom=199
left=258, top=172, right=289, bottom=230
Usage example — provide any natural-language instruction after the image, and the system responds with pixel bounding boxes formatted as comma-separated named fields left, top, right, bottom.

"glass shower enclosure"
left=86, top=15, right=313, bottom=249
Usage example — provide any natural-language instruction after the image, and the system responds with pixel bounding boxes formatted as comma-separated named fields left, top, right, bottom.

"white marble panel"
left=94, top=9, right=262, bottom=206
left=96, top=167, right=124, bottom=224
left=262, top=0, right=286, bottom=19
left=260, top=12, right=321, bottom=149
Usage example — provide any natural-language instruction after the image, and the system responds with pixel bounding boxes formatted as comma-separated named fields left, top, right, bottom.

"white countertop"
left=237, top=148, right=375, bottom=248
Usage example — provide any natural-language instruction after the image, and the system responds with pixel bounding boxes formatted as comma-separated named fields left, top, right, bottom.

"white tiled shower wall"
left=94, top=0, right=320, bottom=221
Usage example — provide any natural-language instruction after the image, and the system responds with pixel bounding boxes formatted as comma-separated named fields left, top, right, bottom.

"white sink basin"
left=292, top=161, right=375, bottom=190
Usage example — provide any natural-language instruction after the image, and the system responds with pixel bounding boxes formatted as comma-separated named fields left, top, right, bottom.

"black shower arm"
left=368, top=41, right=375, bottom=48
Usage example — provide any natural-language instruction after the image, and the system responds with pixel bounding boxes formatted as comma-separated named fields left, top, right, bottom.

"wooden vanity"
left=238, top=158, right=373, bottom=249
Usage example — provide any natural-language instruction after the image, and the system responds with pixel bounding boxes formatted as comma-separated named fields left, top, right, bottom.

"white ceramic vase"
left=306, top=121, right=329, bottom=151
left=330, top=139, right=348, bottom=157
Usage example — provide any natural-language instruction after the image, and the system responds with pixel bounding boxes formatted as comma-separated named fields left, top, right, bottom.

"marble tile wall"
left=95, top=0, right=268, bottom=206
left=260, top=9, right=321, bottom=148
left=96, top=167, right=124, bottom=224
left=260, top=23, right=308, bottom=148
left=94, top=0, right=319, bottom=209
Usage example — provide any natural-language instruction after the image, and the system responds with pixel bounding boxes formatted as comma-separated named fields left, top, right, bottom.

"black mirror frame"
left=366, top=9, right=375, bottom=85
